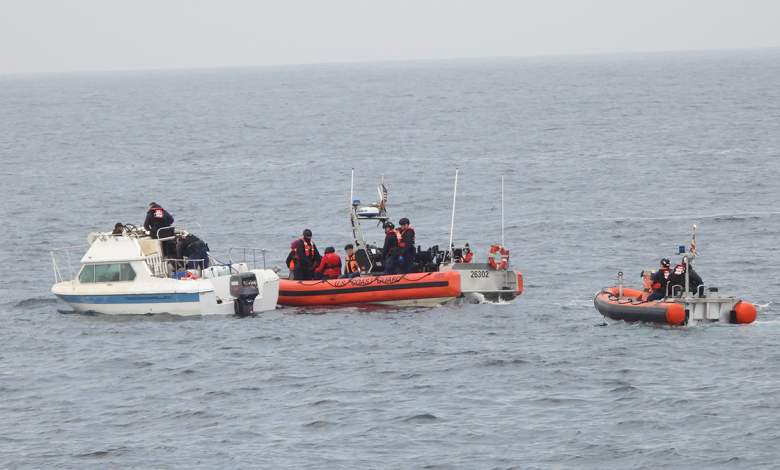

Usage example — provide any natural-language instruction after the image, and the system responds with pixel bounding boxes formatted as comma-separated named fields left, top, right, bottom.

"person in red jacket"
left=314, top=246, right=343, bottom=280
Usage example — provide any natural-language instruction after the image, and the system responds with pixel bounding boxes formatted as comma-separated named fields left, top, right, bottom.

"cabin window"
left=78, top=265, right=95, bottom=283
left=78, top=263, right=136, bottom=283
left=119, top=263, right=136, bottom=281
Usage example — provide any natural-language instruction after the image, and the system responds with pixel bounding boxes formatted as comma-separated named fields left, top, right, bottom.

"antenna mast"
left=501, top=175, right=505, bottom=247
left=448, top=168, right=459, bottom=261
left=350, top=168, right=354, bottom=205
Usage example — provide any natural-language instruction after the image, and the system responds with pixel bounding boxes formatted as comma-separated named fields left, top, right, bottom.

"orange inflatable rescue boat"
left=278, top=174, right=523, bottom=308
left=596, top=230, right=756, bottom=326
left=595, top=264, right=756, bottom=326
left=594, top=285, right=755, bottom=326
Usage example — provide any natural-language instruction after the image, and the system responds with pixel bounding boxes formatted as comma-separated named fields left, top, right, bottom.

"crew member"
left=381, top=221, right=400, bottom=274
left=292, top=229, right=321, bottom=280
left=112, top=223, right=125, bottom=235
left=668, top=256, right=704, bottom=297
left=453, top=243, right=473, bottom=263
left=176, top=232, right=210, bottom=270
left=285, top=240, right=298, bottom=271
left=315, top=246, right=343, bottom=280
left=339, top=244, right=360, bottom=279
left=144, top=202, right=174, bottom=239
left=647, top=258, right=672, bottom=302
left=397, top=218, right=416, bottom=274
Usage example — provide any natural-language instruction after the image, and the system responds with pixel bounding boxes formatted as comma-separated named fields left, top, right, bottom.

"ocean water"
left=2, top=49, right=780, bottom=469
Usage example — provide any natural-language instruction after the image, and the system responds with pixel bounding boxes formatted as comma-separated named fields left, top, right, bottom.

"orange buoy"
left=488, top=245, right=509, bottom=270
left=733, top=302, right=757, bottom=324
left=665, top=303, right=686, bottom=325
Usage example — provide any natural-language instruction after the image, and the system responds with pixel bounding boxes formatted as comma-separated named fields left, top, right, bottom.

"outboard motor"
left=230, top=272, right=259, bottom=316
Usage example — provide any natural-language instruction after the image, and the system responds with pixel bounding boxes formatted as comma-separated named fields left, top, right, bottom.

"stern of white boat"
left=439, top=262, right=521, bottom=301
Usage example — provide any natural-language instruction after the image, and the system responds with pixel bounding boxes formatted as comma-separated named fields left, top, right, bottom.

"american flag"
left=378, top=183, right=388, bottom=210
left=690, top=224, right=698, bottom=254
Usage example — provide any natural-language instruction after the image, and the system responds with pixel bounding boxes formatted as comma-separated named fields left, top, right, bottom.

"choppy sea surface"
left=2, top=49, right=780, bottom=469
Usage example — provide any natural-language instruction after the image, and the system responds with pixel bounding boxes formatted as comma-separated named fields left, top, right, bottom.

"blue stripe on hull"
left=56, top=293, right=200, bottom=304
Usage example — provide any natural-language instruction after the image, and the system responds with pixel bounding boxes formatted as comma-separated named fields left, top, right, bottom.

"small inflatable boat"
left=595, top=233, right=756, bottom=326
left=278, top=271, right=462, bottom=307
left=594, top=272, right=756, bottom=326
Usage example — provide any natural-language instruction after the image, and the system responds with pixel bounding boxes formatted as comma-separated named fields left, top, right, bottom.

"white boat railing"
left=145, top=255, right=211, bottom=278
left=145, top=253, right=168, bottom=278
left=228, top=248, right=268, bottom=270
left=49, top=245, right=90, bottom=283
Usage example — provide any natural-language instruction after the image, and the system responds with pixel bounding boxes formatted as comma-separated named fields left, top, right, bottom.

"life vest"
left=152, top=206, right=165, bottom=219
left=398, top=227, right=415, bottom=250
left=345, top=253, right=359, bottom=274
left=294, top=238, right=315, bottom=261
left=286, top=249, right=296, bottom=270
left=318, top=252, right=342, bottom=278
left=673, top=264, right=686, bottom=276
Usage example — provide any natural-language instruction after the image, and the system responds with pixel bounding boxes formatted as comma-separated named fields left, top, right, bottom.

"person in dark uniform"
left=292, top=229, right=321, bottom=280
left=144, top=202, right=174, bottom=239
left=176, top=232, right=210, bottom=270
left=647, top=258, right=672, bottom=302
left=112, top=223, right=125, bottom=235
left=396, top=218, right=416, bottom=274
left=668, top=256, right=704, bottom=297
left=381, top=221, right=400, bottom=275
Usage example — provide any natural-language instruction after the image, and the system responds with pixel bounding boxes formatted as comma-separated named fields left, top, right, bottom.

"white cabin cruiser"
left=50, top=225, right=279, bottom=316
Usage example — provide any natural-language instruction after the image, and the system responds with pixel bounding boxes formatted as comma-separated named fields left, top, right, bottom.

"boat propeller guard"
left=487, top=245, right=509, bottom=270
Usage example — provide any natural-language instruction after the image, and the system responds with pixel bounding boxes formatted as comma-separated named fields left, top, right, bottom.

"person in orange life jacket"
left=292, top=229, right=321, bottom=280
left=453, top=243, right=473, bottom=263
left=285, top=240, right=298, bottom=270
left=381, top=221, right=401, bottom=274
left=338, top=244, right=360, bottom=279
left=176, top=232, right=210, bottom=270
left=647, top=258, right=672, bottom=302
left=396, top=218, right=416, bottom=274
left=667, top=256, right=704, bottom=297
left=144, top=202, right=174, bottom=239
left=314, top=247, right=343, bottom=280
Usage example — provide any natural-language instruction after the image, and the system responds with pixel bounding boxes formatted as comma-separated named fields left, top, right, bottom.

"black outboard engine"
left=230, top=272, right=259, bottom=316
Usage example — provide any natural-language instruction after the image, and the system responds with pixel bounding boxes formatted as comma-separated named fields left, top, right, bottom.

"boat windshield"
left=79, top=263, right=137, bottom=283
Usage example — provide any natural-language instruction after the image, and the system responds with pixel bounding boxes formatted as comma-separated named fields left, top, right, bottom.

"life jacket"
left=286, top=249, right=296, bottom=270
left=318, top=252, right=342, bottom=278
left=294, top=238, right=315, bottom=261
left=345, top=253, right=359, bottom=274
left=398, top=227, right=415, bottom=252
left=673, top=264, right=686, bottom=276
left=151, top=206, right=165, bottom=219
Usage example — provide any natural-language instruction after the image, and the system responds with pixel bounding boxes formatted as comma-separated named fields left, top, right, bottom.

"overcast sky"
left=2, top=0, right=780, bottom=75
